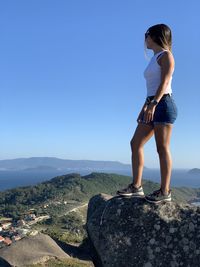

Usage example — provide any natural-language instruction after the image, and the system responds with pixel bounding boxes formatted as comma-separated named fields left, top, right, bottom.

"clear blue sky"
left=0, top=0, right=199, bottom=168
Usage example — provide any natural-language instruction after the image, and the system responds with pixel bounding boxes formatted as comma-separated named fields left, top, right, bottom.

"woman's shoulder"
left=157, top=50, right=174, bottom=66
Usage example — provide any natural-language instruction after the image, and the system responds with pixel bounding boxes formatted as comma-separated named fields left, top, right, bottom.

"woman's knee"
left=130, top=125, right=154, bottom=151
left=156, top=145, right=170, bottom=156
left=130, top=137, right=136, bottom=148
left=130, top=137, right=142, bottom=151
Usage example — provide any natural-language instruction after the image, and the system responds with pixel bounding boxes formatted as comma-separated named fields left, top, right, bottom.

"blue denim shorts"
left=139, top=94, right=178, bottom=125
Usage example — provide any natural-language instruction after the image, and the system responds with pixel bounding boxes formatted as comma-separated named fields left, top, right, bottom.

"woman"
left=117, top=24, right=178, bottom=203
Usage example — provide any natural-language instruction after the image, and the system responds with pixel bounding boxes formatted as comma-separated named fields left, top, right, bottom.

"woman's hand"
left=137, top=104, right=148, bottom=123
left=143, top=103, right=156, bottom=123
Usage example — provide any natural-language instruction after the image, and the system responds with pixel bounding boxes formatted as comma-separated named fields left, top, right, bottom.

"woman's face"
left=145, top=33, right=155, bottom=49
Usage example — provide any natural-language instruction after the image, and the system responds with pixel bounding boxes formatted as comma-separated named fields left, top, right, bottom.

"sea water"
left=0, top=168, right=199, bottom=191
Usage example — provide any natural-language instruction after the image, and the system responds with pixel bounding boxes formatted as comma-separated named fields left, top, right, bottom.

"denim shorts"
left=139, top=94, right=178, bottom=125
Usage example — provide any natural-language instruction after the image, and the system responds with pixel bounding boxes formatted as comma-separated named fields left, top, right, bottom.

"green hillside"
left=0, top=172, right=199, bottom=219
left=0, top=172, right=200, bottom=266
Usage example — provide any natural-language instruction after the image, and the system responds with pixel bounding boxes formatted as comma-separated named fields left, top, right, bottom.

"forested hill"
left=0, top=172, right=199, bottom=219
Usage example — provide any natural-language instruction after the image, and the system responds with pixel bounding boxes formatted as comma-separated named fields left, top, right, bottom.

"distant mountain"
left=0, top=157, right=131, bottom=172
left=188, top=168, right=200, bottom=175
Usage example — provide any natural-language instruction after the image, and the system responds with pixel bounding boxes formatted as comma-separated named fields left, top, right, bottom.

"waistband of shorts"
left=145, top=93, right=171, bottom=104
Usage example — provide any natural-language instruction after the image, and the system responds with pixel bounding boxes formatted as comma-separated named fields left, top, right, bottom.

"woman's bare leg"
left=154, top=124, right=173, bottom=194
left=130, top=123, right=154, bottom=187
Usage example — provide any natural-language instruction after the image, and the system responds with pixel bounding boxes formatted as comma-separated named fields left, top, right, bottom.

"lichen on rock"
left=86, top=193, right=200, bottom=267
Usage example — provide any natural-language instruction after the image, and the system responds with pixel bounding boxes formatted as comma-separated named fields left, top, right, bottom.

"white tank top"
left=143, top=50, right=174, bottom=97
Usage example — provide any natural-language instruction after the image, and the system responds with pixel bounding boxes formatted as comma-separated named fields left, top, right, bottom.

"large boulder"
left=86, top=193, right=200, bottom=267
left=0, top=233, right=69, bottom=266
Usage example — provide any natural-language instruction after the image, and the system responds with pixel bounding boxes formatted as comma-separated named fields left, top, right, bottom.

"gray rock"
left=170, top=261, right=177, bottom=267
left=0, top=233, right=69, bottom=266
left=149, top=238, right=155, bottom=245
left=182, top=237, right=189, bottom=245
left=87, top=194, right=200, bottom=267
left=189, top=222, right=195, bottom=232
left=169, top=227, right=176, bottom=233
left=183, top=245, right=189, bottom=252
left=144, top=262, right=152, bottom=267
left=154, top=224, right=160, bottom=231
left=155, top=247, right=161, bottom=253
left=165, top=235, right=172, bottom=244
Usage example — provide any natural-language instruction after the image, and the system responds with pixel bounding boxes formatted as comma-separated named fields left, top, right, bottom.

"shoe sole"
left=145, top=197, right=171, bottom=203
left=117, top=192, right=145, bottom=197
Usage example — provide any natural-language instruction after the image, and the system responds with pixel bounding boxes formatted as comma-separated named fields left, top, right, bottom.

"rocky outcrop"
left=86, top=194, right=200, bottom=267
left=0, top=233, right=69, bottom=267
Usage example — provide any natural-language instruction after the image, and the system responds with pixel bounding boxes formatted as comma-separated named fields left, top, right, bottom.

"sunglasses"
left=145, top=31, right=150, bottom=39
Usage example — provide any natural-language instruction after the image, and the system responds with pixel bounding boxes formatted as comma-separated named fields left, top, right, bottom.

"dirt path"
left=66, top=203, right=88, bottom=214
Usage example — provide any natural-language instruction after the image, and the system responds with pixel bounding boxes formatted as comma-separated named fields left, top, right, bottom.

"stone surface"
left=0, top=233, right=69, bottom=267
left=86, top=194, right=200, bottom=267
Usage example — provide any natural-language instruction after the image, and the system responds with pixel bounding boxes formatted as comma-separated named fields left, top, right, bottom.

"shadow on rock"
left=0, top=257, right=12, bottom=267
left=55, top=238, right=93, bottom=262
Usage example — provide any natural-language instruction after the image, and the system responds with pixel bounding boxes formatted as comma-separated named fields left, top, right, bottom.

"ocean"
left=0, top=168, right=199, bottom=192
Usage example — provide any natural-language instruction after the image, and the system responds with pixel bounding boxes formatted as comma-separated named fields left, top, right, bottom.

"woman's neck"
left=153, top=48, right=167, bottom=55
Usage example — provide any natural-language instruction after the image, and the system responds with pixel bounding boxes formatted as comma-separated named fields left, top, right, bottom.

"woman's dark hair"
left=146, top=24, right=172, bottom=52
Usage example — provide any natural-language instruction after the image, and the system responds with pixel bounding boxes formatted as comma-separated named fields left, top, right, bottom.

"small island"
left=188, top=168, right=200, bottom=175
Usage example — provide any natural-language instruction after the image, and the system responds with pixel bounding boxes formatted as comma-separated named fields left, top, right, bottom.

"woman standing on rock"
left=117, top=24, right=178, bottom=203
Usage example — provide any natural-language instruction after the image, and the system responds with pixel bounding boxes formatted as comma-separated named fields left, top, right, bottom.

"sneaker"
left=145, top=188, right=171, bottom=203
left=116, top=183, right=145, bottom=197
